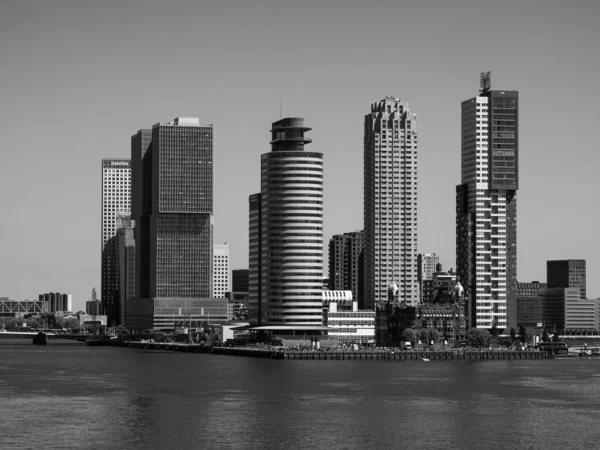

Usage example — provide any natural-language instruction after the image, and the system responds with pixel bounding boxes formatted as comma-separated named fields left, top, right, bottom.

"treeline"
left=401, top=324, right=558, bottom=349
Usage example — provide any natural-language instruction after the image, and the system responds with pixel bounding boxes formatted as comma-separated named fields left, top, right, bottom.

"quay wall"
left=120, top=342, right=555, bottom=361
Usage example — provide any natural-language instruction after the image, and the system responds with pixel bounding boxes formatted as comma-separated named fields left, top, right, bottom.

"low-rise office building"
left=325, top=301, right=375, bottom=344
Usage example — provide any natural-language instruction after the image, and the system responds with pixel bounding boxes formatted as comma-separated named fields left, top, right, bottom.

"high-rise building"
left=364, top=97, right=418, bottom=309
left=232, top=269, right=249, bottom=293
left=117, top=226, right=135, bottom=325
left=328, top=231, right=364, bottom=305
left=417, top=253, right=439, bottom=302
left=128, top=117, right=217, bottom=330
left=87, top=287, right=102, bottom=315
left=103, top=213, right=133, bottom=325
left=38, top=293, right=72, bottom=312
left=547, top=260, right=586, bottom=300
left=101, top=159, right=131, bottom=321
left=213, top=243, right=230, bottom=298
left=456, top=72, right=518, bottom=330
left=248, top=117, right=323, bottom=326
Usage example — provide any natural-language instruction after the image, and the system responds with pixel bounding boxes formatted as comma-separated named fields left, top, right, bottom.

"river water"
left=1, top=342, right=599, bottom=449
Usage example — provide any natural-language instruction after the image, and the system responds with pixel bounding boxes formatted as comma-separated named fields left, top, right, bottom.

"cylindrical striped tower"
left=254, top=117, right=324, bottom=326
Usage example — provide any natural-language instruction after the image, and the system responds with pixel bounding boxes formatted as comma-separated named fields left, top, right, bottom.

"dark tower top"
left=270, top=117, right=312, bottom=152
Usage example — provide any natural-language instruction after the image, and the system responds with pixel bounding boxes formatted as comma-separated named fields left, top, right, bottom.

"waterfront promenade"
left=120, top=341, right=555, bottom=360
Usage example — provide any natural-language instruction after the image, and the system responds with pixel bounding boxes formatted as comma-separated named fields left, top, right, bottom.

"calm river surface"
left=1, top=342, right=599, bottom=449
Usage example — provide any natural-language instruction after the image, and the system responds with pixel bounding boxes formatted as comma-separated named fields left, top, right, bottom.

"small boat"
left=422, top=357, right=430, bottom=362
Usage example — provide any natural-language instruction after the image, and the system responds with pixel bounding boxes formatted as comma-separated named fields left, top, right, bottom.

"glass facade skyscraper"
left=547, top=260, right=586, bottom=300
left=129, top=118, right=215, bottom=330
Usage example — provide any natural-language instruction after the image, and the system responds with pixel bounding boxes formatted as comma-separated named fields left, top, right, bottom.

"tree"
left=490, top=323, right=499, bottom=337
left=510, top=328, right=517, bottom=343
left=427, top=329, right=441, bottom=344
left=402, top=328, right=417, bottom=345
left=465, top=329, right=491, bottom=348
left=525, top=327, right=537, bottom=344
left=541, top=331, right=550, bottom=342
left=519, top=324, right=527, bottom=344
left=552, top=332, right=560, bottom=343
left=64, top=318, right=80, bottom=332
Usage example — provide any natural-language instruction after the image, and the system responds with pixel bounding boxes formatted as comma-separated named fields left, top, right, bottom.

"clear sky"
left=0, top=0, right=598, bottom=311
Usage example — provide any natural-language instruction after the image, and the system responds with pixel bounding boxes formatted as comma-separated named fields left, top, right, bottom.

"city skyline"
left=1, top=1, right=599, bottom=311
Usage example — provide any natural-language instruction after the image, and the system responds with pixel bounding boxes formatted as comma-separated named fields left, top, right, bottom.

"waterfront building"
left=375, top=300, right=466, bottom=347
left=328, top=231, right=364, bottom=305
left=456, top=72, right=518, bottom=330
left=213, top=243, right=230, bottom=298
left=417, top=253, right=439, bottom=302
left=248, top=117, right=324, bottom=329
left=128, top=117, right=216, bottom=331
left=516, top=281, right=546, bottom=328
left=364, top=97, right=418, bottom=310
left=540, top=287, right=580, bottom=334
left=565, top=297, right=597, bottom=332
left=101, top=159, right=131, bottom=322
left=547, top=260, right=586, bottom=300
left=326, top=302, right=375, bottom=344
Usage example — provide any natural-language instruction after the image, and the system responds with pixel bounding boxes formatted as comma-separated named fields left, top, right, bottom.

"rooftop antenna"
left=291, top=105, right=294, bottom=118
left=280, top=95, right=283, bottom=119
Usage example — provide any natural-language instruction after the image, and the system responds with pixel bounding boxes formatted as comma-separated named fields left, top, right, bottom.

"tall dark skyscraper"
left=328, top=231, right=364, bottom=304
left=456, top=72, right=519, bottom=330
left=364, top=97, right=418, bottom=310
left=129, top=117, right=214, bottom=330
left=547, top=260, right=586, bottom=300
left=248, top=117, right=323, bottom=327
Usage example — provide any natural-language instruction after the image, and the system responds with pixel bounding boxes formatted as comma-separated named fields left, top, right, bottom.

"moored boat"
left=86, top=335, right=119, bottom=346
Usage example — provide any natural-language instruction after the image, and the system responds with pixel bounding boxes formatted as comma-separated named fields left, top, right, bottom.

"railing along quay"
left=283, top=350, right=549, bottom=361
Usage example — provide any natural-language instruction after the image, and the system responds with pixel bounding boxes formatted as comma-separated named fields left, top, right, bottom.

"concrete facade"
left=213, top=243, right=231, bottom=298
left=364, top=97, right=418, bottom=309
left=456, top=73, right=518, bottom=330
left=248, top=117, right=323, bottom=327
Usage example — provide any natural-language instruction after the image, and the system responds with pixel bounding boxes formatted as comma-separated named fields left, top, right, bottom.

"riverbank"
left=119, top=341, right=573, bottom=360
